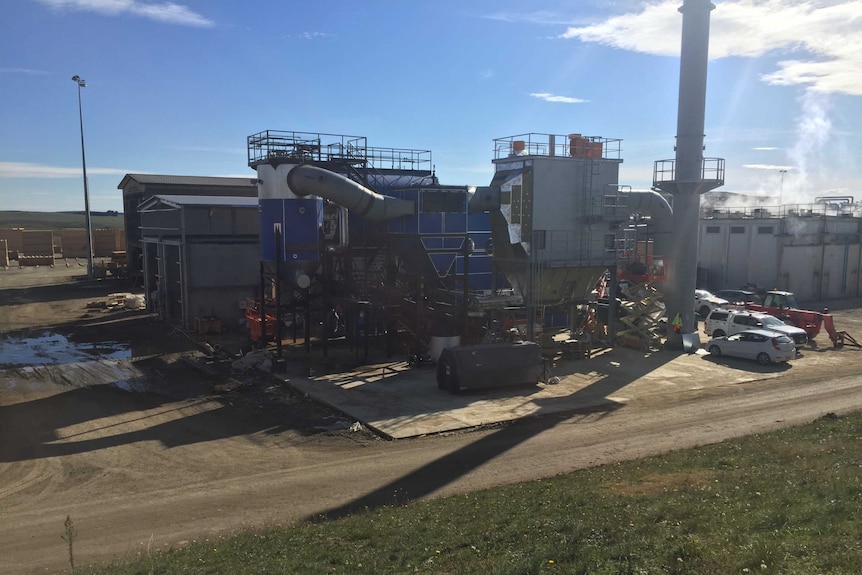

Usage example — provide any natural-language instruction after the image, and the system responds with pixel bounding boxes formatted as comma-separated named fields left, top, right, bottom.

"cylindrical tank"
left=436, top=342, right=544, bottom=394
left=256, top=162, right=323, bottom=263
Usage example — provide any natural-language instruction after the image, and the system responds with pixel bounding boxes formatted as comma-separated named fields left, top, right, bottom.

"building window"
left=706, top=226, right=720, bottom=234
left=730, top=226, right=745, bottom=234
left=420, top=191, right=466, bottom=213
left=757, top=226, right=774, bottom=234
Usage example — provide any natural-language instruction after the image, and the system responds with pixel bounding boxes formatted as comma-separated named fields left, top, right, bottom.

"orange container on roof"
left=568, top=133, right=586, bottom=157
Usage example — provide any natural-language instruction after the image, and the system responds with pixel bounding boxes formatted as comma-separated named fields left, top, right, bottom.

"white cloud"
left=752, top=147, right=780, bottom=151
left=0, top=162, right=134, bottom=178
left=36, top=0, right=214, bottom=27
left=482, top=10, right=580, bottom=26
left=0, top=68, right=51, bottom=75
left=480, top=69, right=495, bottom=80
left=559, top=0, right=862, bottom=96
left=298, top=31, right=333, bottom=40
left=742, top=164, right=794, bottom=171
left=530, top=92, right=588, bottom=104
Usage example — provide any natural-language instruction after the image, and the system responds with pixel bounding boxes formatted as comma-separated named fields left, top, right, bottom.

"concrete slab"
left=279, top=345, right=792, bottom=439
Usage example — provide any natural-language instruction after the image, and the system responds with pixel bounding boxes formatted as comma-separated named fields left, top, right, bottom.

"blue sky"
left=1, top=0, right=861, bottom=213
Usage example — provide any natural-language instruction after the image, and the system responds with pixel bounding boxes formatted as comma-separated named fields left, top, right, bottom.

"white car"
left=706, top=329, right=796, bottom=365
left=704, top=309, right=808, bottom=346
left=694, top=289, right=729, bottom=318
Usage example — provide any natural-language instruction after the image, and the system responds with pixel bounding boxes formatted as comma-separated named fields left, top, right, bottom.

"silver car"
left=706, top=329, right=796, bottom=365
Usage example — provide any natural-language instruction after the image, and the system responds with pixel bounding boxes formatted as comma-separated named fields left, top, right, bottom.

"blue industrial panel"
left=419, top=213, right=443, bottom=234
left=401, top=212, right=420, bottom=234
left=429, top=253, right=456, bottom=276
left=468, top=211, right=491, bottom=231
left=399, top=189, right=419, bottom=202
left=421, top=237, right=444, bottom=250
left=443, top=237, right=464, bottom=250
left=457, top=254, right=493, bottom=274
left=469, top=272, right=494, bottom=291
left=283, top=197, right=322, bottom=261
left=259, top=199, right=284, bottom=261
left=444, top=213, right=467, bottom=233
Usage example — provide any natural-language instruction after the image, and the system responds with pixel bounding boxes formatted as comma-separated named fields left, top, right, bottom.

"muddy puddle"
left=0, top=331, right=132, bottom=367
left=0, top=331, right=152, bottom=393
left=0, top=330, right=223, bottom=398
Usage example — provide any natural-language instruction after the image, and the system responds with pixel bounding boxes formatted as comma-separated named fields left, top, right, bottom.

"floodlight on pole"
left=72, top=75, right=94, bottom=279
left=779, top=169, right=788, bottom=206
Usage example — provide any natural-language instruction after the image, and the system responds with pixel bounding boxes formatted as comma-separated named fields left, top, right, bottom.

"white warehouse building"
left=697, top=199, right=862, bottom=303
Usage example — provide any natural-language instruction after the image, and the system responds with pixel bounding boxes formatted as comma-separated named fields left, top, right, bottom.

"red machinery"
left=617, top=254, right=667, bottom=287
left=245, top=298, right=277, bottom=343
left=746, top=290, right=859, bottom=348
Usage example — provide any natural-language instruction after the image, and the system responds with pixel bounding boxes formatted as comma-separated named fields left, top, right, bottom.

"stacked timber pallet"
left=20, top=230, right=55, bottom=266
left=60, top=228, right=124, bottom=258
left=60, top=228, right=88, bottom=258
left=94, top=229, right=124, bottom=257
left=0, top=228, right=23, bottom=260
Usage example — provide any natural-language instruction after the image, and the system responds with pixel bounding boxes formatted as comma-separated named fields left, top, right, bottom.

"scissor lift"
left=616, top=282, right=665, bottom=351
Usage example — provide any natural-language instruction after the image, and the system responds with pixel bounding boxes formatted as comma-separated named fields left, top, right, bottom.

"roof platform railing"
left=492, top=132, right=623, bottom=162
left=248, top=130, right=432, bottom=175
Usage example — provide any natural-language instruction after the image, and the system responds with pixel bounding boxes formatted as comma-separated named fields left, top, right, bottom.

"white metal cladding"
left=255, top=163, right=299, bottom=200
left=698, top=216, right=862, bottom=302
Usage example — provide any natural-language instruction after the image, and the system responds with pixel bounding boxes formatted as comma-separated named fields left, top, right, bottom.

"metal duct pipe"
left=623, top=190, right=673, bottom=256
left=287, top=164, right=416, bottom=221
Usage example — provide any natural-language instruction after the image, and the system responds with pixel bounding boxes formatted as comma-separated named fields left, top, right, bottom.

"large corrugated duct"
left=621, top=190, right=673, bottom=255
left=287, top=164, right=416, bottom=221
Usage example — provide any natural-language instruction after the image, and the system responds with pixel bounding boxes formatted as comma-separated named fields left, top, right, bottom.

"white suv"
left=694, top=289, right=729, bottom=318
left=704, top=308, right=808, bottom=345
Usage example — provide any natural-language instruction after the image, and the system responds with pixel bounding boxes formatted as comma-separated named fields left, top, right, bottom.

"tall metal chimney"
left=654, top=0, right=725, bottom=349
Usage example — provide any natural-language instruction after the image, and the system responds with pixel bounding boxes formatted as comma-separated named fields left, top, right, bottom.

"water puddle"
left=0, top=331, right=132, bottom=367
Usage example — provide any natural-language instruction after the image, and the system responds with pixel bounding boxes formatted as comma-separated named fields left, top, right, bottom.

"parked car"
left=706, top=329, right=796, bottom=365
left=704, top=309, right=808, bottom=345
left=714, top=289, right=763, bottom=306
left=694, top=289, right=729, bottom=318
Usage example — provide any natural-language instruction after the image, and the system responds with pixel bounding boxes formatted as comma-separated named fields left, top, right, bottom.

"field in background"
left=0, top=211, right=124, bottom=230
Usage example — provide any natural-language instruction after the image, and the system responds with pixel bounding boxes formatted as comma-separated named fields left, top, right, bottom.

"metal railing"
left=493, top=132, right=623, bottom=161
left=653, top=157, right=725, bottom=186
left=247, top=130, right=432, bottom=173
left=703, top=203, right=862, bottom=219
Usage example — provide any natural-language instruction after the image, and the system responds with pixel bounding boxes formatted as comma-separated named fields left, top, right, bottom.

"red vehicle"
left=745, top=290, right=858, bottom=348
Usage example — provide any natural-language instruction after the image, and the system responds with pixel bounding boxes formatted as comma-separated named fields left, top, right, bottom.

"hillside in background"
left=0, top=211, right=124, bottom=230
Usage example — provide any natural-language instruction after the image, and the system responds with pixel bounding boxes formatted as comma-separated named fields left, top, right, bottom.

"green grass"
left=0, top=210, right=123, bottom=230
left=89, top=412, right=861, bottom=574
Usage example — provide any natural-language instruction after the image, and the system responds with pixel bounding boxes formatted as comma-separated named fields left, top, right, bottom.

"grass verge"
left=89, top=411, right=861, bottom=574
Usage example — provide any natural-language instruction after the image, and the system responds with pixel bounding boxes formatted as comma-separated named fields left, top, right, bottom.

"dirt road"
left=3, top=268, right=862, bottom=574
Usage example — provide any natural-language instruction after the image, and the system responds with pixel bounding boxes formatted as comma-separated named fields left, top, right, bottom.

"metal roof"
left=118, top=173, right=258, bottom=189
left=141, top=195, right=258, bottom=209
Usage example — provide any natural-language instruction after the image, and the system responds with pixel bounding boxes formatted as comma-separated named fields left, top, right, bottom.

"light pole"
left=779, top=169, right=787, bottom=207
left=72, top=75, right=94, bottom=279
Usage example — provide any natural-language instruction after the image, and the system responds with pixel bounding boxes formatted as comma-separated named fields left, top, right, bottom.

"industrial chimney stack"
left=654, top=0, right=725, bottom=349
